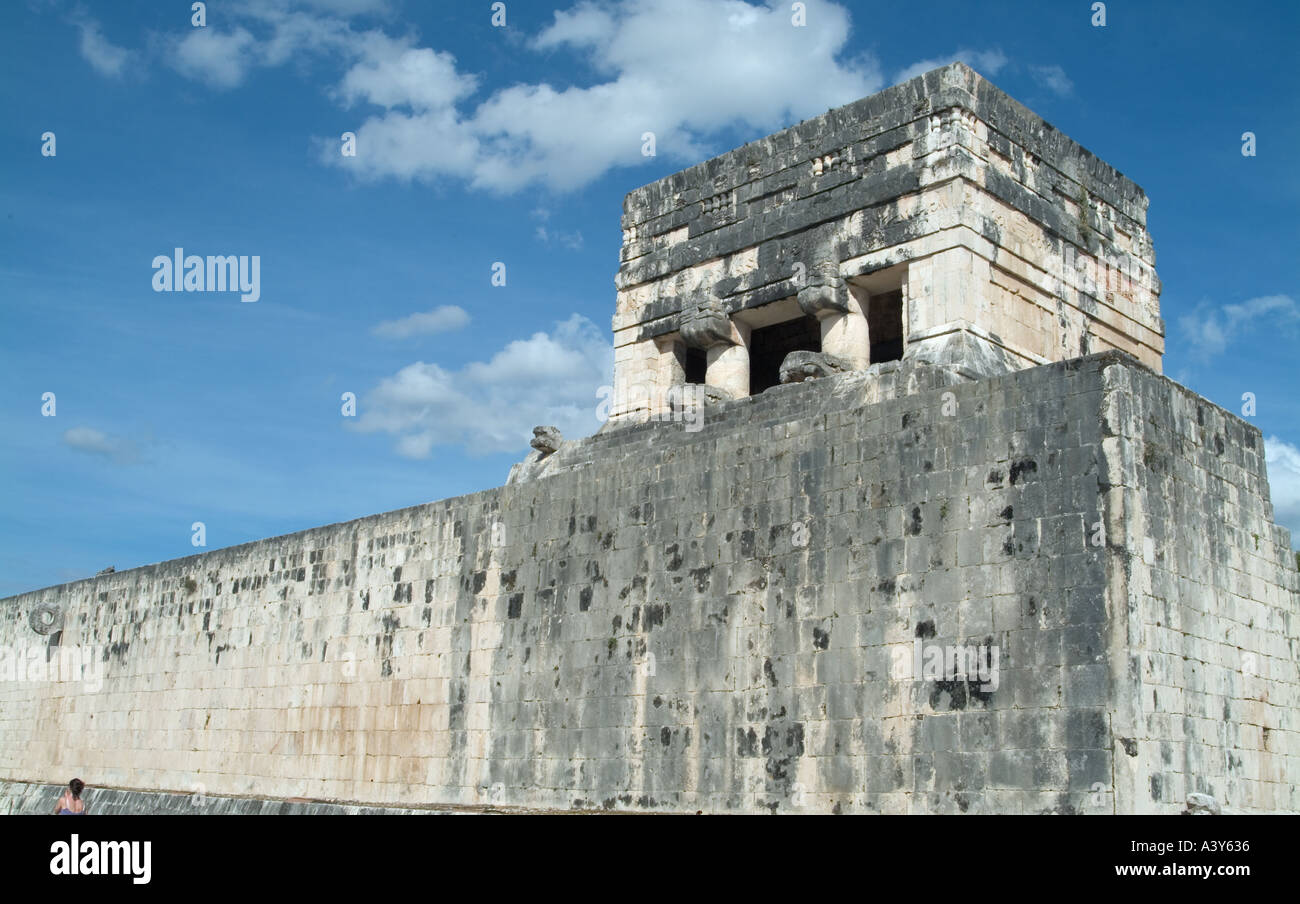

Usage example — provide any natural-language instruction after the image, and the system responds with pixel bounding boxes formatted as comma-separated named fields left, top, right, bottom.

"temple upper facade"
left=607, top=62, right=1164, bottom=423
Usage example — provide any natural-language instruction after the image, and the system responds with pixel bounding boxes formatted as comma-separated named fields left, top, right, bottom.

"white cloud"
left=352, top=314, right=613, bottom=457
left=1178, top=295, right=1299, bottom=361
left=336, top=34, right=478, bottom=110
left=163, top=2, right=361, bottom=88
left=535, top=226, right=584, bottom=249
left=371, top=305, right=470, bottom=338
left=893, top=48, right=1007, bottom=85
left=327, top=0, right=882, bottom=192
left=71, top=14, right=130, bottom=77
left=1031, top=64, right=1073, bottom=96
left=62, top=427, right=141, bottom=464
left=533, top=2, right=618, bottom=54
left=252, top=7, right=357, bottom=66
left=167, top=27, right=259, bottom=88
left=152, top=1, right=1029, bottom=194
left=530, top=207, right=584, bottom=248
left=1265, top=436, right=1300, bottom=548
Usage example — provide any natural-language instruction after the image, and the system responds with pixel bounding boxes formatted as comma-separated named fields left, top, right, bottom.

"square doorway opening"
left=867, top=289, right=903, bottom=363
left=749, top=315, right=821, bottom=395
left=683, top=346, right=707, bottom=384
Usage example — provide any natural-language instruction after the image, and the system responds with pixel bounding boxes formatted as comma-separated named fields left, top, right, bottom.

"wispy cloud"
left=161, top=1, right=366, bottom=89
left=70, top=11, right=130, bottom=77
left=371, top=305, right=470, bottom=339
left=530, top=207, right=582, bottom=247
left=1030, top=64, right=1073, bottom=96
left=534, top=226, right=584, bottom=250
left=62, top=427, right=142, bottom=464
left=1177, top=294, right=1300, bottom=362
left=166, top=26, right=260, bottom=88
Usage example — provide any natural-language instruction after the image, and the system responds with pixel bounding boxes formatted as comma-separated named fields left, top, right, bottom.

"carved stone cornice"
left=797, top=257, right=849, bottom=319
left=680, top=296, right=735, bottom=349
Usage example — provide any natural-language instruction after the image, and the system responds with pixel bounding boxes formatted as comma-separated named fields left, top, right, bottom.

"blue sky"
left=1, top=0, right=1297, bottom=596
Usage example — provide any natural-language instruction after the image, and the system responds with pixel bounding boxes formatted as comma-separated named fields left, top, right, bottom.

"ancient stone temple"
left=603, top=61, right=1161, bottom=426
left=2, top=64, right=1296, bottom=815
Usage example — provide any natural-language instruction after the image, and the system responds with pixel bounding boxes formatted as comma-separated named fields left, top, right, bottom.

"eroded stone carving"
left=530, top=426, right=563, bottom=455
left=679, top=296, right=735, bottom=349
left=507, top=429, right=564, bottom=485
left=796, top=256, right=849, bottom=319
left=1184, top=793, right=1222, bottom=815
left=667, top=382, right=733, bottom=414
left=29, top=602, right=63, bottom=635
left=779, top=350, right=852, bottom=384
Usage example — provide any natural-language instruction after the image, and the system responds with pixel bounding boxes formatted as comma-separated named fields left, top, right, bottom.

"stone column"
left=706, top=320, right=750, bottom=398
left=680, top=295, right=748, bottom=399
left=798, top=255, right=869, bottom=368
left=827, top=286, right=871, bottom=368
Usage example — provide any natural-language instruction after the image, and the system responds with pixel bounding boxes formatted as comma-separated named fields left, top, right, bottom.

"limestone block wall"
left=1, top=353, right=1293, bottom=813
left=1100, top=363, right=1300, bottom=812
left=610, top=63, right=1164, bottom=422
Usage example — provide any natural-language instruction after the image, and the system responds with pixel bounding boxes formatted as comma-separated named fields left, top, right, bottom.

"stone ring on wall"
left=29, top=602, right=63, bottom=635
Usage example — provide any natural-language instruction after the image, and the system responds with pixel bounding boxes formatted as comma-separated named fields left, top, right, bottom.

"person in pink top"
left=54, top=778, right=86, bottom=815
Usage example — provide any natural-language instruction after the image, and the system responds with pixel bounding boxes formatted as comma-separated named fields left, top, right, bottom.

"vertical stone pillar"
left=681, top=296, right=747, bottom=398
left=798, top=254, right=869, bottom=368
left=706, top=320, right=750, bottom=398
left=825, top=287, right=870, bottom=369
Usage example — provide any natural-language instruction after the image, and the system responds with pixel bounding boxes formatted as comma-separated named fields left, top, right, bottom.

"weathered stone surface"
left=796, top=259, right=849, bottom=319
left=904, top=327, right=1018, bottom=380
left=667, top=382, right=733, bottom=414
left=778, top=350, right=852, bottom=383
left=529, top=426, right=563, bottom=455
left=27, top=602, right=62, bottom=635
left=508, top=427, right=568, bottom=484
left=0, top=780, right=527, bottom=815
left=2, top=352, right=1295, bottom=814
left=608, top=62, right=1165, bottom=425
left=678, top=297, right=735, bottom=349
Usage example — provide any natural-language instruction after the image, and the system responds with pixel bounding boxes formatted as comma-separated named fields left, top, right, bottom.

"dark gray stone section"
left=0, top=780, right=506, bottom=815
